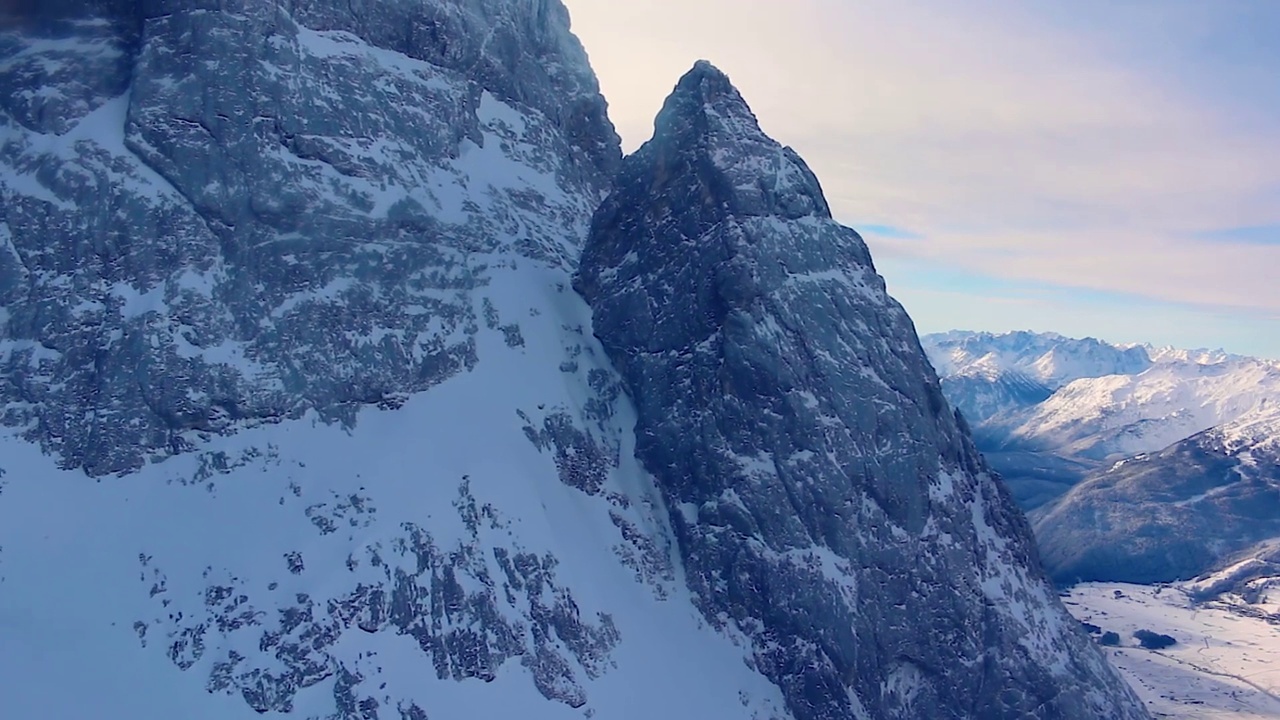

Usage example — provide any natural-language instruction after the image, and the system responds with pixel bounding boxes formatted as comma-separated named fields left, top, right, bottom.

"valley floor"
left=1063, top=583, right=1280, bottom=719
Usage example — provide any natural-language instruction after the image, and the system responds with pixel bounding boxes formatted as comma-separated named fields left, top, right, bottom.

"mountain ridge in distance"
left=924, top=329, right=1280, bottom=586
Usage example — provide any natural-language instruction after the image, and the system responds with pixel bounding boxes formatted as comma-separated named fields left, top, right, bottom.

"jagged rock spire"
left=577, top=62, right=1149, bottom=720
left=638, top=60, right=834, bottom=223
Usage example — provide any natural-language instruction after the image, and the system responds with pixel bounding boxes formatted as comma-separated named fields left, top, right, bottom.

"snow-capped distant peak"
left=923, top=330, right=1152, bottom=392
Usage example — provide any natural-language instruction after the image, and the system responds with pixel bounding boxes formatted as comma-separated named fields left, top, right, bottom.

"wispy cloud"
left=856, top=224, right=923, bottom=241
left=1192, top=225, right=1280, bottom=245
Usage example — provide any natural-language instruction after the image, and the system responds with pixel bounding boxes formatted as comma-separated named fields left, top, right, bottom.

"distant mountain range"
left=923, top=331, right=1280, bottom=586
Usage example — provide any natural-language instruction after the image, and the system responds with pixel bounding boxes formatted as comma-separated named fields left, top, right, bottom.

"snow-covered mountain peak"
left=578, top=70, right=1146, bottom=720
left=965, top=351, right=1008, bottom=379
left=644, top=61, right=834, bottom=222
left=1144, top=344, right=1257, bottom=366
left=922, top=330, right=1152, bottom=393
left=1028, top=340, right=1152, bottom=388
left=924, top=330, right=1280, bottom=457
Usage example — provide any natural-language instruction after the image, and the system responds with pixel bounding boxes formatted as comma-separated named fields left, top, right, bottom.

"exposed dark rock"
left=151, top=482, right=620, bottom=717
left=1133, top=630, right=1176, bottom=650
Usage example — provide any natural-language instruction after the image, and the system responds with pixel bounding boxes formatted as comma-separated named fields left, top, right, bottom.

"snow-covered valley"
left=1064, top=583, right=1280, bottom=720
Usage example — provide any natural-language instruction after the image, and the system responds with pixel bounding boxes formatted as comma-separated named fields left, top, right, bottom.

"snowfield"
left=0, top=263, right=789, bottom=720
left=1063, top=583, right=1280, bottom=720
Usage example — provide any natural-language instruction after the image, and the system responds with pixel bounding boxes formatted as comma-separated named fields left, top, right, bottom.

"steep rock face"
left=0, top=3, right=806, bottom=719
left=0, top=0, right=619, bottom=475
left=577, top=62, right=1147, bottom=720
left=284, top=0, right=620, bottom=184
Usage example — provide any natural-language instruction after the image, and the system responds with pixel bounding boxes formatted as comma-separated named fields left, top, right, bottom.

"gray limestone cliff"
left=0, top=0, right=619, bottom=475
left=1, top=4, right=637, bottom=713
left=576, top=61, right=1147, bottom=720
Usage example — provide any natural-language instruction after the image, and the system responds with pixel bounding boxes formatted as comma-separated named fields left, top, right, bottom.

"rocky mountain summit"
left=1, top=4, right=1145, bottom=720
left=577, top=62, right=1144, bottom=720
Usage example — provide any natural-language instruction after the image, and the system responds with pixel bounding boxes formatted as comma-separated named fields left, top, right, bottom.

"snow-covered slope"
left=0, top=275, right=791, bottom=719
left=998, top=355, right=1280, bottom=461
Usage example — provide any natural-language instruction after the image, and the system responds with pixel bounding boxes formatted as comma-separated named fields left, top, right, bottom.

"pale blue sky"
left=564, top=0, right=1280, bottom=357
